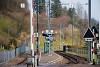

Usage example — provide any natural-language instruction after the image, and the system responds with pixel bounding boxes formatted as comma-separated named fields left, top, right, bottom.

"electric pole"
left=88, top=0, right=91, bottom=28
left=48, top=0, right=51, bottom=32
left=36, top=0, right=39, bottom=66
left=88, top=0, right=92, bottom=62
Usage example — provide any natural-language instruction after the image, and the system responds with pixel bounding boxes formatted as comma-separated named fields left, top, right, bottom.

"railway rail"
left=54, top=51, right=88, bottom=64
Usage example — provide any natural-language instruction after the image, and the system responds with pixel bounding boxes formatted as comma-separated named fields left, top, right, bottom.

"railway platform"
left=39, top=51, right=67, bottom=64
left=0, top=51, right=65, bottom=67
left=0, top=51, right=100, bottom=67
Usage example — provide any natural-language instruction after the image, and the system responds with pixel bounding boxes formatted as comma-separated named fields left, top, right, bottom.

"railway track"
left=54, top=51, right=88, bottom=64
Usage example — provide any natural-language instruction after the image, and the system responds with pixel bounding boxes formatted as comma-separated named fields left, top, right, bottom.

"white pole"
left=93, top=29, right=95, bottom=60
left=99, top=18, right=100, bottom=46
left=60, top=23, right=61, bottom=49
left=30, top=0, right=34, bottom=63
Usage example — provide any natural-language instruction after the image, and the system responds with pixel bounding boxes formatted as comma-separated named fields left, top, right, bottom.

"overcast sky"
left=60, top=0, right=100, bottom=21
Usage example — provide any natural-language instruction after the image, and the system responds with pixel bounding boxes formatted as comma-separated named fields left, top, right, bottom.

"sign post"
left=83, top=28, right=94, bottom=62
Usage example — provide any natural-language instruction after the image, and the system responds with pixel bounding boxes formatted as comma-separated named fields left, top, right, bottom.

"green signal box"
left=44, top=42, right=49, bottom=53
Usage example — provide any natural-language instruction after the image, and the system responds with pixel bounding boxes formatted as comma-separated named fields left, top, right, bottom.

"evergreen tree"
left=51, top=0, right=62, bottom=18
left=62, top=6, right=68, bottom=15
left=67, top=7, right=75, bottom=18
left=39, top=0, right=45, bottom=14
left=33, top=0, right=45, bottom=14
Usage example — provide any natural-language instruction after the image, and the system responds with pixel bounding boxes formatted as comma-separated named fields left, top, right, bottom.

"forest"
left=0, top=0, right=99, bottom=50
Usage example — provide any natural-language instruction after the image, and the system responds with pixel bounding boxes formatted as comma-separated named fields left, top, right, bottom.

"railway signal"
left=91, top=26, right=99, bottom=64
left=91, top=26, right=99, bottom=40
left=42, top=30, right=57, bottom=42
left=42, top=30, right=57, bottom=53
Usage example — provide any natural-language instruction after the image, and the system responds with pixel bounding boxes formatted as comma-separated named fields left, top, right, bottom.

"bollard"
left=26, top=56, right=34, bottom=67
left=35, top=55, right=37, bottom=67
left=92, top=59, right=95, bottom=65
left=63, top=45, right=66, bottom=52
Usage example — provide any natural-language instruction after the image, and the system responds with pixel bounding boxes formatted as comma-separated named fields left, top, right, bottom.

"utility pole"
left=71, top=0, right=74, bottom=46
left=88, top=0, right=92, bottom=62
left=44, top=0, right=51, bottom=54
left=8, top=25, right=9, bottom=37
left=48, top=0, right=51, bottom=54
left=60, top=23, right=61, bottom=49
left=48, top=0, right=50, bottom=32
left=72, top=18, right=74, bottom=46
left=36, top=0, right=39, bottom=66
left=62, top=22, right=64, bottom=46
left=88, top=0, right=91, bottom=28
left=99, top=19, right=100, bottom=51
left=99, top=18, right=100, bottom=52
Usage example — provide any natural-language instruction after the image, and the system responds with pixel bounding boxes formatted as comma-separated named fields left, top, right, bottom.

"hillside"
left=0, top=0, right=30, bottom=50
left=0, top=15, right=14, bottom=39
left=0, top=0, right=90, bottom=50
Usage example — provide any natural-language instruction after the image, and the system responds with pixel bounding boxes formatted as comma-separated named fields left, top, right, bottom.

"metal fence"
left=39, top=45, right=63, bottom=53
left=0, top=45, right=30, bottom=63
left=52, top=45, right=63, bottom=51
left=66, top=48, right=88, bottom=59
left=97, top=48, right=100, bottom=64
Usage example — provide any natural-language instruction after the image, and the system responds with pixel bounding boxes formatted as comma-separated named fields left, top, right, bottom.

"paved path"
left=40, top=51, right=64, bottom=64
left=1, top=64, right=100, bottom=67
left=38, top=64, right=100, bottom=67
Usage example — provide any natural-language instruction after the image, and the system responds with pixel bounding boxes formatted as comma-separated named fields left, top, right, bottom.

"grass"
left=66, top=52, right=97, bottom=62
left=0, top=48, right=4, bottom=51
left=0, top=15, right=13, bottom=39
left=93, top=53, right=97, bottom=62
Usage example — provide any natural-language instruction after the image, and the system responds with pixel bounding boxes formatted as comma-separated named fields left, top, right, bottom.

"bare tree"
left=76, top=2, right=83, bottom=20
left=75, top=2, right=88, bottom=46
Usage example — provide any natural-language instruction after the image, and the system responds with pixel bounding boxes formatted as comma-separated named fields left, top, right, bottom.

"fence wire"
left=0, top=45, right=30, bottom=63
